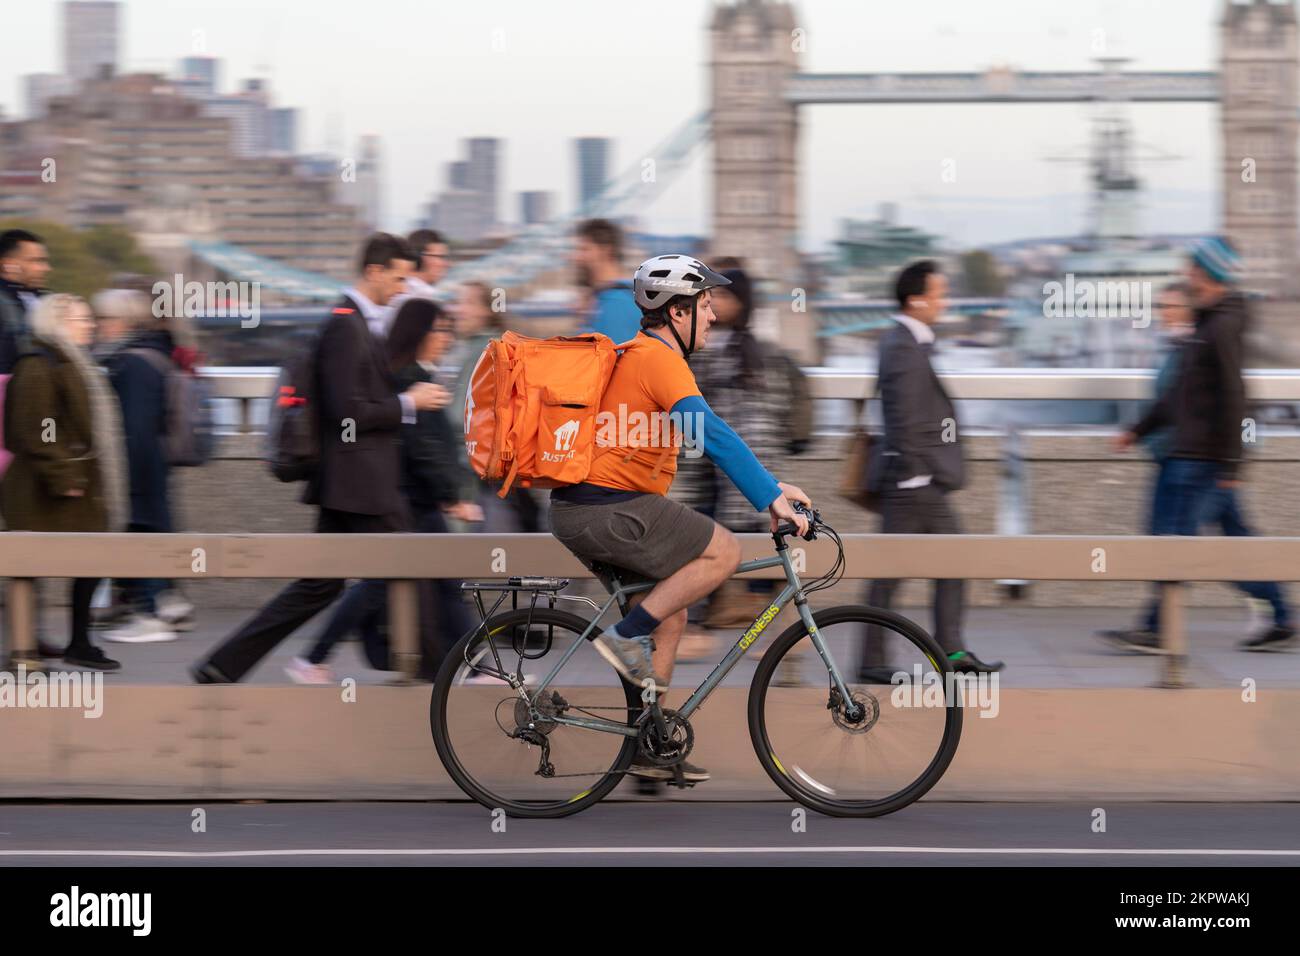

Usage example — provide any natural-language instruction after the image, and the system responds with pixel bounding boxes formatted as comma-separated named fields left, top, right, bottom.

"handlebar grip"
left=775, top=516, right=818, bottom=542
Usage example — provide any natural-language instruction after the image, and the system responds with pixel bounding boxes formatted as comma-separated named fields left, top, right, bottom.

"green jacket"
left=1, top=338, right=110, bottom=532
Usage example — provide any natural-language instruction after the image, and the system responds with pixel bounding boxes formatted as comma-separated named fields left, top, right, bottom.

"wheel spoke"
left=433, top=610, right=637, bottom=816
left=758, top=613, right=961, bottom=815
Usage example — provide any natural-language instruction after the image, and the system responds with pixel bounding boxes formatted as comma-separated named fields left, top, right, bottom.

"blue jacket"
left=105, top=330, right=174, bottom=530
left=1139, top=343, right=1183, bottom=463
left=580, top=282, right=642, bottom=343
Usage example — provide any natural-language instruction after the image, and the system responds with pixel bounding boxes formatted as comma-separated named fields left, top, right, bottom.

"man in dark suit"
left=193, top=234, right=446, bottom=683
left=859, top=260, right=1003, bottom=680
left=0, top=228, right=50, bottom=374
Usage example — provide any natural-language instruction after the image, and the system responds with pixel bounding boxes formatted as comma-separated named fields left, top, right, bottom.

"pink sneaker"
left=285, top=657, right=334, bottom=685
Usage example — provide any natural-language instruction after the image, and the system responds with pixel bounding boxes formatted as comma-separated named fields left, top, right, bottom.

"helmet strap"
left=667, top=297, right=698, bottom=359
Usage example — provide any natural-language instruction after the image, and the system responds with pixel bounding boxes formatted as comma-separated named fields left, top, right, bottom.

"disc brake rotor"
left=832, top=689, right=880, bottom=734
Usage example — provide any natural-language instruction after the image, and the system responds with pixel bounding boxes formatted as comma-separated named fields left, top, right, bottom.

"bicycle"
left=430, top=504, right=963, bottom=818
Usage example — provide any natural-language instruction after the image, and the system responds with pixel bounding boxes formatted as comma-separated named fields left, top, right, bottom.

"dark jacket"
left=0, top=278, right=39, bottom=375
left=394, top=363, right=469, bottom=512
left=868, top=320, right=965, bottom=492
left=1132, top=290, right=1248, bottom=478
left=2, top=337, right=110, bottom=531
left=304, top=295, right=405, bottom=517
left=105, top=329, right=174, bottom=530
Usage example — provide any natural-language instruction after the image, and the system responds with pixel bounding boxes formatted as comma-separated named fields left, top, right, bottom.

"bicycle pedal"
left=667, top=765, right=695, bottom=790
left=634, top=777, right=662, bottom=796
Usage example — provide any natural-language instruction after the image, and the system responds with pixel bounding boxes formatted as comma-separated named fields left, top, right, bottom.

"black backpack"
left=265, top=329, right=322, bottom=483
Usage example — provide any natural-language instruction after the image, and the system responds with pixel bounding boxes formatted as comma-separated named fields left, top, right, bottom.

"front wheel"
left=748, top=605, right=963, bottom=817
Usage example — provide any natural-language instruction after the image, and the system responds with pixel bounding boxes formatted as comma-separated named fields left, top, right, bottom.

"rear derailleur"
left=505, top=691, right=569, bottom=778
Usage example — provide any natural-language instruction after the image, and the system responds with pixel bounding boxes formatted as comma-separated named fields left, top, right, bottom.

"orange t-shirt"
left=585, top=332, right=701, bottom=495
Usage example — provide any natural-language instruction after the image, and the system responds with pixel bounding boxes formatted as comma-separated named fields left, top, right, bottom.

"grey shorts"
left=550, top=494, right=716, bottom=591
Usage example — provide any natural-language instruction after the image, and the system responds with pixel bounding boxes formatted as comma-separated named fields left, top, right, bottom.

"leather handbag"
left=838, top=374, right=881, bottom=513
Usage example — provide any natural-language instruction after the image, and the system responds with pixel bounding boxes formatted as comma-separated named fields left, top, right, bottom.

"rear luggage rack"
left=461, top=576, right=570, bottom=593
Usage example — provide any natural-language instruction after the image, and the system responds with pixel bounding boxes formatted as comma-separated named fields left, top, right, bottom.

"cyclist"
left=548, top=254, right=811, bottom=782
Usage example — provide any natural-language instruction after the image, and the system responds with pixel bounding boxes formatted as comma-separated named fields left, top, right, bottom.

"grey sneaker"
left=592, top=627, right=664, bottom=692
left=629, top=761, right=710, bottom=782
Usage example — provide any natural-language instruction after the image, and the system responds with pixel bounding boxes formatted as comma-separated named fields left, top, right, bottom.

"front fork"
left=793, top=597, right=864, bottom=722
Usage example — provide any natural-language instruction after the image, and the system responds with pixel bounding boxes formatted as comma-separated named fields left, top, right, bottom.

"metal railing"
left=5, top=532, right=1300, bottom=688
left=200, top=367, right=1300, bottom=434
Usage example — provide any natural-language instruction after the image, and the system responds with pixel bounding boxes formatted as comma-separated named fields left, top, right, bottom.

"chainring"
left=635, top=709, right=694, bottom=767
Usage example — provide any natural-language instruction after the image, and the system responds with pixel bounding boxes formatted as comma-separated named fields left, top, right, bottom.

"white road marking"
left=0, top=846, right=1297, bottom=858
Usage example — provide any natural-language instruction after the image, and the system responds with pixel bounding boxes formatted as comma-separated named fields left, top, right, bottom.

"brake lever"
left=791, top=503, right=820, bottom=542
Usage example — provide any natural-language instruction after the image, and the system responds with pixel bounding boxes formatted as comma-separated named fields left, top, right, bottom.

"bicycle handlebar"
left=774, top=502, right=821, bottom=543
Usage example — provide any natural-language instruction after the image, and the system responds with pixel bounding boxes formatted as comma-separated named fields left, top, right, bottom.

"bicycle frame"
left=496, top=539, right=858, bottom=739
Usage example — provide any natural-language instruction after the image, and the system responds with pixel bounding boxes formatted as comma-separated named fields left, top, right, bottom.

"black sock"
left=614, top=604, right=661, bottom=640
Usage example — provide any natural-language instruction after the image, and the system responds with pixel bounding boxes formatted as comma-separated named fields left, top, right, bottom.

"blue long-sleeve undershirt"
left=670, top=394, right=782, bottom=511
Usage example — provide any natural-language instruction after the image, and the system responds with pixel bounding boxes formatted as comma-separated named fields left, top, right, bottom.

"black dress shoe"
left=63, top=646, right=121, bottom=671
left=856, top=666, right=902, bottom=684
left=947, top=650, right=1004, bottom=674
left=190, top=661, right=233, bottom=684
left=1240, top=625, right=1297, bottom=653
left=37, top=640, right=65, bottom=659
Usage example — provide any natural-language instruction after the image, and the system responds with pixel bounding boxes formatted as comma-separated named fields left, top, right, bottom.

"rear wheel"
left=431, top=607, right=640, bottom=818
left=749, top=605, right=963, bottom=817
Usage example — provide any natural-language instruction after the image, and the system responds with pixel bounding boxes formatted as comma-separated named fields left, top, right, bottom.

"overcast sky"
left=3, top=0, right=1226, bottom=249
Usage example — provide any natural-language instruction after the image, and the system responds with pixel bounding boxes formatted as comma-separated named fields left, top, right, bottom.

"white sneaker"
left=101, top=613, right=177, bottom=644
left=285, top=656, right=334, bottom=685
left=155, top=591, right=196, bottom=631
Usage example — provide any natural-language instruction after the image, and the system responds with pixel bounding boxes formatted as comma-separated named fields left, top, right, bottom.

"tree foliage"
left=0, top=219, right=157, bottom=299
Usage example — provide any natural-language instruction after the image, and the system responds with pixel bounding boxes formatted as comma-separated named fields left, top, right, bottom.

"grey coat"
left=867, top=321, right=965, bottom=493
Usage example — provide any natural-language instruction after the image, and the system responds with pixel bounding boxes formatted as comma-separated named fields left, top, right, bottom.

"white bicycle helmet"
left=632, top=255, right=731, bottom=311
left=632, top=254, right=731, bottom=357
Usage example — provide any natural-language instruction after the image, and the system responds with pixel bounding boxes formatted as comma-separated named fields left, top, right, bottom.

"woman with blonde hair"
left=2, top=293, right=127, bottom=670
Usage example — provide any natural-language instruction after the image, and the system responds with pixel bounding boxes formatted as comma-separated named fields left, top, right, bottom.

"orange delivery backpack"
left=463, top=330, right=625, bottom=497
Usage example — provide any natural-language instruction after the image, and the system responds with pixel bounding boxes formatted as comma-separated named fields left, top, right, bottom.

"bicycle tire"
left=431, top=607, right=640, bottom=818
left=748, top=604, right=964, bottom=817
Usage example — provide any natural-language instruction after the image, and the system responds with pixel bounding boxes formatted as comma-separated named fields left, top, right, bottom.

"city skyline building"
left=519, top=189, right=553, bottom=225
left=426, top=136, right=501, bottom=241
left=0, top=71, right=365, bottom=280
left=23, top=73, right=76, bottom=119
left=177, top=55, right=219, bottom=98
left=62, top=0, right=120, bottom=82
left=574, top=136, right=611, bottom=212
